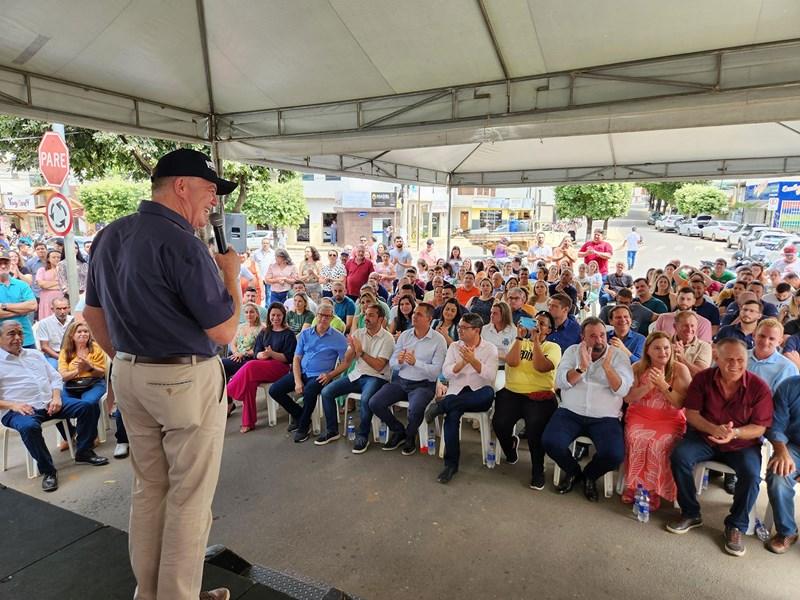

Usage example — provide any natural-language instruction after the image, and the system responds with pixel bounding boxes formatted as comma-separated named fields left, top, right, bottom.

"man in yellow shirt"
left=492, top=310, right=561, bottom=490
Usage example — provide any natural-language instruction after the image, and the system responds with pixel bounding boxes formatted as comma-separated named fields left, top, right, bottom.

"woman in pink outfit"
left=622, top=332, right=691, bottom=509
left=226, top=303, right=297, bottom=433
left=36, top=249, right=63, bottom=320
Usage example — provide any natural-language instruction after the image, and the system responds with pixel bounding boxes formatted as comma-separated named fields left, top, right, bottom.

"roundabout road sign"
left=45, top=193, right=73, bottom=235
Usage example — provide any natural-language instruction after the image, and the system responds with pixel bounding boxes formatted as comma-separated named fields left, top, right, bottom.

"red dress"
left=624, top=374, right=686, bottom=502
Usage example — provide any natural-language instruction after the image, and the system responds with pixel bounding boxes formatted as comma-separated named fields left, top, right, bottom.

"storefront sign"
left=2, top=193, right=36, bottom=211
left=371, top=192, right=397, bottom=208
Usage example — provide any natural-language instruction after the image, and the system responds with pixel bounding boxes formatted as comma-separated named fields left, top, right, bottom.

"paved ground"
left=3, top=204, right=797, bottom=600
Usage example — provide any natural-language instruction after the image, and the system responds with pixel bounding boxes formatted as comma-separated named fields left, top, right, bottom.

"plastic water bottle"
left=487, top=442, right=496, bottom=469
left=427, top=427, right=436, bottom=456
left=702, top=469, right=709, bottom=490
left=633, top=484, right=644, bottom=516
left=346, top=416, right=355, bottom=441
left=755, top=518, right=770, bottom=542
left=637, top=491, right=650, bottom=523
left=379, top=421, right=388, bottom=443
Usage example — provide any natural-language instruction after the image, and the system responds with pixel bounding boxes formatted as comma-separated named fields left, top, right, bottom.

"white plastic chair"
left=32, top=320, right=42, bottom=350
left=96, top=355, right=111, bottom=444
left=1, top=419, right=75, bottom=479
left=260, top=382, right=324, bottom=434
left=552, top=436, right=615, bottom=497
left=342, top=393, right=382, bottom=442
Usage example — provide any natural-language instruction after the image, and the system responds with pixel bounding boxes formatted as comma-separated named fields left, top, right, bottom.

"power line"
left=0, top=132, right=82, bottom=143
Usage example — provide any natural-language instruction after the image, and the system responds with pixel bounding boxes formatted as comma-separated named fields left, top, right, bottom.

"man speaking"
left=84, top=149, right=240, bottom=600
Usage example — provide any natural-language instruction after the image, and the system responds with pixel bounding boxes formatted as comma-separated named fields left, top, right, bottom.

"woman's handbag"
left=64, top=377, right=102, bottom=395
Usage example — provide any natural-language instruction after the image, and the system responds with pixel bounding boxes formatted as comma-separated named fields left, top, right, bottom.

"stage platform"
left=0, top=484, right=353, bottom=599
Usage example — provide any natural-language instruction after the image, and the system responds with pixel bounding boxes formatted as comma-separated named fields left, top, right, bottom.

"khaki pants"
left=112, top=356, right=227, bottom=600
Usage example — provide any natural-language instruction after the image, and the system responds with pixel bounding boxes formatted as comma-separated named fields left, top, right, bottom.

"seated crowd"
left=4, top=232, right=800, bottom=559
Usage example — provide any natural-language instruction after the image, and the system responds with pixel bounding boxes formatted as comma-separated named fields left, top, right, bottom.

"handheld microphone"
left=209, top=212, right=228, bottom=254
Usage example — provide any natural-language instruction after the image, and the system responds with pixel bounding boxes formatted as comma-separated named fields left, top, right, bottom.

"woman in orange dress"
left=622, top=332, right=691, bottom=509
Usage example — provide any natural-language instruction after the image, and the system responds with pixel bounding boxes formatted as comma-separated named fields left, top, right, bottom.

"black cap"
left=151, top=149, right=237, bottom=195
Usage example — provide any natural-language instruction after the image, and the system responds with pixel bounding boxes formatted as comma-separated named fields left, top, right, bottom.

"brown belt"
left=116, top=353, right=212, bottom=365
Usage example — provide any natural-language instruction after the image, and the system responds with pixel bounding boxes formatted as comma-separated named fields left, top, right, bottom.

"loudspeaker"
left=224, top=212, right=247, bottom=254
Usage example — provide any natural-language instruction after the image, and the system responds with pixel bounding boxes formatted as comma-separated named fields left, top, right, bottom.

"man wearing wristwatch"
left=667, top=337, right=773, bottom=558
left=541, top=317, right=634, bottom=502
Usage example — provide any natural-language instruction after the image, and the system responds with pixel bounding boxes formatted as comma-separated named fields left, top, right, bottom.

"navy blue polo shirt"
left=546, top=315, right=581, bottom=352
left=693, top=299, right=721, bottom=327
left=714, top=324, right=754, bottom=349
left=85, top=201, right=234, bottom=357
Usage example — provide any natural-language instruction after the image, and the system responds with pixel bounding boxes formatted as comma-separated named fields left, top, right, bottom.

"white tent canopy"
left=2, top=0, right=800, bottom=186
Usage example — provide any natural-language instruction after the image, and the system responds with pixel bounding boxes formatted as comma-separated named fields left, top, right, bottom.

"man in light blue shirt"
left=765, top=376, right=800, bottom=553
left=747, top=319, right=798, bottom=391
left=368, top=302, right=447, bottom=455
left=269, top=303, right=347, bottom=442
left=0, top=251, right=38, bottom=348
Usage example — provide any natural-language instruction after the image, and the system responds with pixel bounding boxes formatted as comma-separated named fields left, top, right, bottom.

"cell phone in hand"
left=519, top=317, right=537, bottom=330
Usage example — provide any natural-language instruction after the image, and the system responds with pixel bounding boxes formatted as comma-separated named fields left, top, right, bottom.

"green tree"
left=77, top=178, right=149, bottom=224
left=674, top=184, right=730, bottom=216
left=639, top=181, right=710, bottom=212
left=229, top=177, right=308, bottom=229
left=554, top=184, right=632, bottom=239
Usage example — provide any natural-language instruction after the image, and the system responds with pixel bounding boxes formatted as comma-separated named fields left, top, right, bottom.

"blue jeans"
left=269, top=371, right=326, bottom=433
left=57, top=380, right=107, bottom=440
left=269, top=290, right=288, bottom=304
left=263, top=283, right=271, bottom=305
left=766, top=442, right=800, bottom=536
left=114, top=409, right=128, bottom=444
left=320, top=374, right=387, bottom=436
left=369, top=376, right=436, bottom=441
left=541, top=407, right=624, bottom=481
left=1, top=396, right=100, bottom=475
left=626, top=250, right=637, bottom=270
left=439, top=386, right=495, bottom=468
left=45, top=355, right=59, bottom=369
left=670, top=429, right=762, bottom=533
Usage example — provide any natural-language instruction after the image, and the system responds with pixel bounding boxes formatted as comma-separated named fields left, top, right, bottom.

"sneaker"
left=505, top=435, right=519, bottom=465
left=293, top=429, right=310, bottom=443
left=724, top=526, right=746, bottom=557
left=314, top=431, right=341, bottom=446
left=665, top=516, right=703, bottom=534
left=352, top=436, right=369, bottom=454
left=723, top=473, right=737, bottom=495
left=424, top=400, right=444, bottom=424
left=529, top=472, right=545, bottom=490
left=383, top=431, right=406, bottom=451
left=287, top=418, right=299, bottom=433
left=199, top=589, right=230, bottom=600
left=401, top=437, right=416, bottom=456
left=113, top=443, right=129, bottom=459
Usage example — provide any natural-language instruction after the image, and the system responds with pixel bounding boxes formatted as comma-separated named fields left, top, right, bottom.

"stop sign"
left=38, top=131, right=70, bottom=187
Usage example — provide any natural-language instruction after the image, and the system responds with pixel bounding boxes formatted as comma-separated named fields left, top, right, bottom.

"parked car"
left=677, top=218, right=706, bottom=237
left=655, top=215, right=685, bottom=232
left=647, top=211, right=663, bottom=225
left=744, top=230, right=790, bottom=257
left=246, top=229, right=273, bottom=250
left=726, top=223, right=770, bottom=249
left=759, top=237, right=800, bottom=264
left=700, top=220, right=740, bottom=241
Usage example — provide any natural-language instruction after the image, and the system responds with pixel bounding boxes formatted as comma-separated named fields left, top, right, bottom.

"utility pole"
left=51, top=124, right=79, bottom=309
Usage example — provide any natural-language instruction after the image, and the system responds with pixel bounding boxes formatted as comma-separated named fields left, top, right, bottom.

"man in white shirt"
left=542, top=317, right=634, bottom=501
left=283, top=281, right=318, bottom=313
left=315, top=304, right=394, bottom=447
left=527, top=232, right=553, bottom=263
left=620, top=226, right=643, bottom=270
left=252, top=237, right=275, bottom=304
left=424, top=313, right=498, bottom=483
left=36, top=297, right=73, bottom=368
left=0, top=321, right=108, bottom=493
left=771, top=246, right=800, bottom=277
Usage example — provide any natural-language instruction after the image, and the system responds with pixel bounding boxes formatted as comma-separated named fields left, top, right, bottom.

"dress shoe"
left=42, top=472, right=58, bottom=492
left=556, top=471, right=583, bottom=494
left=573, top=442, right=589, bottom=461
left=74, top=450, right=109, bottom=466
left=583, top=477, right=599, bottom=502
left=766, top=533, right=799, bottom=554
left=665, top=516, right=703, bottom=534
left=437, top=465, right=458, bottom=484
left=723, top=473, right=737, bottom=495
left=113, top=443, right=129, bottom=459
left=199, top=588, right=230, bottom=600
left=424, top=400, right=445, bottom=424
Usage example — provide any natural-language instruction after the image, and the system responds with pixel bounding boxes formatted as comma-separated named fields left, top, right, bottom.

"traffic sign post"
left=39, top=125, right=79, bottom=309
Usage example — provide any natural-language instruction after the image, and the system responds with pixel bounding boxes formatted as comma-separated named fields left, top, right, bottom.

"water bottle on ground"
left=637, top=491, right=650, bottom=523
left=702, top=470, right=709, bottom=490
left=346, top=416, right=355, bottom=441
left=379, top=421, right=388, bottom=443
left=755, top=518, right=770, bottom=542
left=427, top=426, right=436, bottom=456
left=633, top=483, right=644, bottom=516
left=487, top=442, right=496, bottom=469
